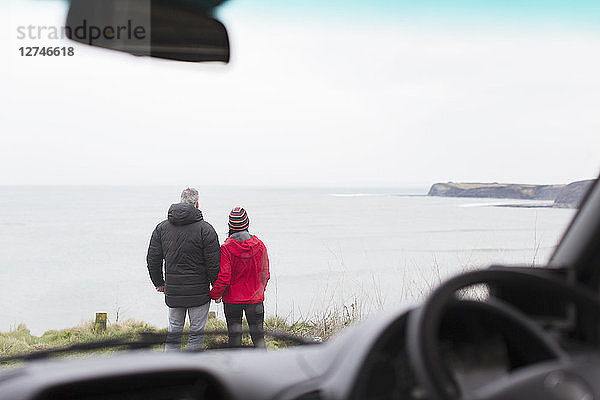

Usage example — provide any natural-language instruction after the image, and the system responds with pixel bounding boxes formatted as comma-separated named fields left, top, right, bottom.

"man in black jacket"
left=147, top=188, right=220, bottom=351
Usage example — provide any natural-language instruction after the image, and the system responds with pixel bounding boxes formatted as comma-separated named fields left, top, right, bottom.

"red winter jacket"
left=210, top=235, right=270, bottom=304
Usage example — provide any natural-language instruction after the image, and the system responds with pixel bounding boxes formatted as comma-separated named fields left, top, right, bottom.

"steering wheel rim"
left=405, top=267, right=600, bottom=400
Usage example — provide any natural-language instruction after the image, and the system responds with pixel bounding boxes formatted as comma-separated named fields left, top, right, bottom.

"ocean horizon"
left=0, top=186, right=575, bottom=335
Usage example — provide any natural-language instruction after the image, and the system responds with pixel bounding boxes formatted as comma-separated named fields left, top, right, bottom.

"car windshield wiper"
left=0, top=330, right=318, bottom=364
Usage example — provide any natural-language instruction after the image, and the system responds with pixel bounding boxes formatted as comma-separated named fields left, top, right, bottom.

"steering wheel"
left=406, top=267, right=600, bottom=400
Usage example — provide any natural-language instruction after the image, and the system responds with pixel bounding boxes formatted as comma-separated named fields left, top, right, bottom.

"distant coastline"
left=428, top=180, right=595, bottom=209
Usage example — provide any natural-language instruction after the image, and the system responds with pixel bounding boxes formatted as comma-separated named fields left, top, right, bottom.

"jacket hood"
left=225, top=235, right=262, bottom=258
left=167, top=203, right=204, bottom=226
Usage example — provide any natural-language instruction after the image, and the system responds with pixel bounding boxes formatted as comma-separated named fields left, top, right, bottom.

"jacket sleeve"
left=261, top=245, right=270, bottom=289
left=210, top=245, right=232, bottom=299
left=146, top=224, right=165, bottom=287
left=202, top=223, right=221, bottom=285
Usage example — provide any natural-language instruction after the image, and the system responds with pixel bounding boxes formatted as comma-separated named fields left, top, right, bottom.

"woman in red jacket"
left=210, top=207, right=270, bottom=348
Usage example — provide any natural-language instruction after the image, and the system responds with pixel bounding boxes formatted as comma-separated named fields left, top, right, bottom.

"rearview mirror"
left=66, top=0, right=230, bottom=62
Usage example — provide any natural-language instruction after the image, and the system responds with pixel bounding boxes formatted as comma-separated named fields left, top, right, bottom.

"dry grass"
left=0, top=315, right=338, bottom=364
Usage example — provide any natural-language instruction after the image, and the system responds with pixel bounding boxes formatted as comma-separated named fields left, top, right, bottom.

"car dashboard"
left=3, top=265, right=600, bottom=400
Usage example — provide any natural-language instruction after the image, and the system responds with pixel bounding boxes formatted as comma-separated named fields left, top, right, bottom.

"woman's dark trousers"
left=223, top=302, right=266, bottom=348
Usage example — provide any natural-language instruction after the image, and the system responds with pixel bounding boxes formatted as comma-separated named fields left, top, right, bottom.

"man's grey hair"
left=180, top=188, right=199, bottom=204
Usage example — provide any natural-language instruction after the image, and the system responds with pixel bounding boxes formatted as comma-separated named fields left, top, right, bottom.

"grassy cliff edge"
left=1, top=314, right=353, bottom=361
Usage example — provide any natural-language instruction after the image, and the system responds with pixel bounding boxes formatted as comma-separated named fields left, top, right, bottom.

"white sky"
left=1, top=1, right=599, bottom=188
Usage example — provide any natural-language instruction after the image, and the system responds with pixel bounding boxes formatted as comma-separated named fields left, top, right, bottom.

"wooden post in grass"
left=94, top=313, right=107, bottom=334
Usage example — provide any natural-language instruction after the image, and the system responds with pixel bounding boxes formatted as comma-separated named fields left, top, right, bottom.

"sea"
left=0, top=186, right=576, bottom=335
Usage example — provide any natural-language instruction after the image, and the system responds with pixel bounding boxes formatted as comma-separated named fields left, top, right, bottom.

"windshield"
left=1, top=0, right=599, bottom=358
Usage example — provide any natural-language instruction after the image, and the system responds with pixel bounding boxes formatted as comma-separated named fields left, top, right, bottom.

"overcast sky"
left=1, top=0, right=599, bottom=188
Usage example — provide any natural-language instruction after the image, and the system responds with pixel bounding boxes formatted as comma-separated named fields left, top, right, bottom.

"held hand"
left=156, top=286, right=165, bottom=293
left=215, top=297, right=222, bottom=303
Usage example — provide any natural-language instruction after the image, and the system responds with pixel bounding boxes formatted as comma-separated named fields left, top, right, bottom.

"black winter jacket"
left=147, top=203, right=220, bottom=308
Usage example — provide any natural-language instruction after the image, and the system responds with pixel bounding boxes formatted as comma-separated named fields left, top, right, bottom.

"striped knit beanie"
left=228, top=207, right=250, bottom=231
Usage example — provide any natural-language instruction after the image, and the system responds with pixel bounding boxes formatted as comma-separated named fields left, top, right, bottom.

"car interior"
left=2, top=1, right=600, bottom=399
